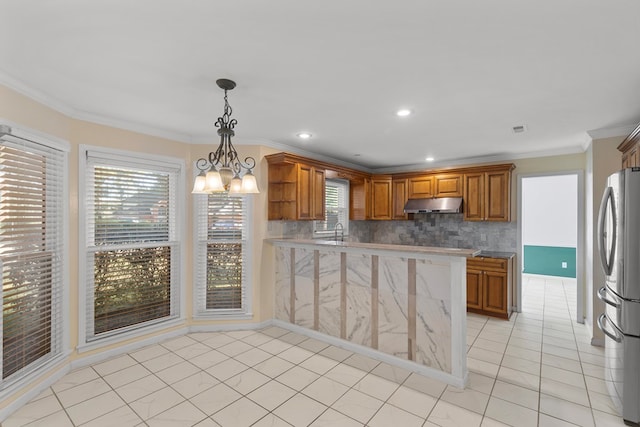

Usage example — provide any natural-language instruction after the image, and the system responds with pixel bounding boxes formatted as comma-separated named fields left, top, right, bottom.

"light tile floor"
left=3, top=274, right=626, bottom=426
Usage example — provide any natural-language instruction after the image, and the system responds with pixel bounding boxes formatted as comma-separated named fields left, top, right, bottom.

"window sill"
left=192, top=312, right=254, bottom=321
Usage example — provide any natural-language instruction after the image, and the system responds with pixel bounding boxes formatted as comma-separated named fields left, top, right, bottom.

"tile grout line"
left=12, top=275, right=620, bottom=427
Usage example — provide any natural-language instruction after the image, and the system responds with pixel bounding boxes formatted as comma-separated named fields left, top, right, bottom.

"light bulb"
left=205, top=167, right=224, bottom=192
left=228, top=174, right=243, bottom=195
left=240, top=171, right=260, bottom=194
left=192, top=172, right=207, bottom=193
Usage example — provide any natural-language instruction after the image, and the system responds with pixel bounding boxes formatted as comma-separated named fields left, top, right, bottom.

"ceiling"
left=1, top=1, right=640, bottom=171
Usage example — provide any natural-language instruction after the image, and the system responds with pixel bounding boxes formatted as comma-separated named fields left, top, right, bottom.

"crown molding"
left=234, top=137, right=374, bottom=173
left=372, top=144, right=587, bottom=174
left=0, top=70, right=80, bottom=118
left=587, top=124, right=637, bottom=141
left=0, top=71, right=605, bottom=172
left=0, top=70, right=198, bottom=144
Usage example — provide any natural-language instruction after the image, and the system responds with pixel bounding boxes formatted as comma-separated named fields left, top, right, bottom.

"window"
left=0, top=131, right=66, bottom=390
left=81, top=148, right=182, bottom=344
left=194, top=192, right=251, bottom=317
left=314, top=178, right=349, bottom=237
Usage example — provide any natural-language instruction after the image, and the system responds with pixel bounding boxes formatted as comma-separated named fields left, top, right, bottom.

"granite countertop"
left=266, top=238, right=481, bottom=257
left=475, top=250, right=516, bottom=259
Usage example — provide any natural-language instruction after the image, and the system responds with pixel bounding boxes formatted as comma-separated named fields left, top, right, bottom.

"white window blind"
left=84, top=150, right=181, bottom=341
left=194, top=192, right=251, bottom=317
left=314, top=179, right=349, bottom=236
left=0, top=135, right=65, bottom=388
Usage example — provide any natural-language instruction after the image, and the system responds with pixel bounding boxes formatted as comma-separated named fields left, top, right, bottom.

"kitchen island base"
left=270, top=239, right=478, bottom=387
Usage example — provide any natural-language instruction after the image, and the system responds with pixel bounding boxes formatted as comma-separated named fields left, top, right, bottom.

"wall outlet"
left=561, top=261, right=568, bottom=269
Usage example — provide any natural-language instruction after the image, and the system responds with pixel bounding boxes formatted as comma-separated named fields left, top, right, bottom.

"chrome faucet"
left=334, top=222, right=344, bottom=242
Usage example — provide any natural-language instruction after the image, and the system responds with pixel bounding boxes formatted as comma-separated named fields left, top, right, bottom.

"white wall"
left=522, top=175, right=578, bottom=247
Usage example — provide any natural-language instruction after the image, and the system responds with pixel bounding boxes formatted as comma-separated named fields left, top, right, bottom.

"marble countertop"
left=266, top=238, right=480, bottom=257
left=475, top=250, right=516, bottom=259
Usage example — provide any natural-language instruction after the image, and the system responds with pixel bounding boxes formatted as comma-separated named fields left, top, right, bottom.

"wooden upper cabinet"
left=408, top=176, right=434, bottom=199
left=463, top=173, right=484, bottom=221
left=296, top=164, right=314, bottom=219
left=463, top=167, right=512, bottom=222
left=392, top=178, right=408, bottom=219
left=618, top=122, right=640, bottom=168
left=296, top=164, right=325, bottom=220
left=350, top=178, right=368, bottom=220
left=266, top=154, right=326, bottom=220
left=267, top=163, right=297, bottom=220
left=434, top=174, right=462, bottom=197
left=485, top=170, right=510, bottom=221
left=267, top=152, right=514, bottom=222
left=370, top=176, right=392, bottom=220
left=313, top=168, right=325, bottom=219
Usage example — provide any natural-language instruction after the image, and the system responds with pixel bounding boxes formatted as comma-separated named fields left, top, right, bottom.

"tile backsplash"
left=271, top=214, right=517, bottom=253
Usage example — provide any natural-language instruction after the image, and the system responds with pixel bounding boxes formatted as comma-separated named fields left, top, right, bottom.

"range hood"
left=403, top=197, right=463, bottom=214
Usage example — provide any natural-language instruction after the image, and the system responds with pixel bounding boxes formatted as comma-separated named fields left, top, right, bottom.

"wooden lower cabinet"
left=466, top=256, right=513, bottom=319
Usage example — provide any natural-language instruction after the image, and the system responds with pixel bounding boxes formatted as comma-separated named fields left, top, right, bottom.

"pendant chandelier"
left=192, top=78, right=259, bottom=195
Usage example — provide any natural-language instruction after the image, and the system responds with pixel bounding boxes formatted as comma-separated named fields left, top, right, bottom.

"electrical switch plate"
left=562, top=262, right=568, bottom=269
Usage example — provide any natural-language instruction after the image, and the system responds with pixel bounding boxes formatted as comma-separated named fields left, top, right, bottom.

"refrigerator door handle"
left=598, top=313, right=622, bottom=343
left=597, top=286, right=620, bottom=308
left=598, top=186, right=617, bottom=276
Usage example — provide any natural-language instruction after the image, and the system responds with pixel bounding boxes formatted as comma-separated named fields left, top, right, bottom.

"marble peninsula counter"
left=267, top=238, right=479, bottom=387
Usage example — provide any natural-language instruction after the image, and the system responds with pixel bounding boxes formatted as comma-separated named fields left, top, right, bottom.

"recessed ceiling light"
left=425, top=157, right=435, bottom=162
left=396, top=109, right=412, bottom=117
left=297, top=132, right=312, bottom=140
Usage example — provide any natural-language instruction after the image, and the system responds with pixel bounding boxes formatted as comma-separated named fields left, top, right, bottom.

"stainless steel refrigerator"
left=598, top=167, right=640, bottom=425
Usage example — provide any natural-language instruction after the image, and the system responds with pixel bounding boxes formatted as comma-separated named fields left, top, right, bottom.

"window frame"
left=314, top=178, right=349, bottom=238
left=192, top=184, right=253, bottom=320
left=0, top=123, right=70, bottom=398
left=78, top=145, right=186, bottom=352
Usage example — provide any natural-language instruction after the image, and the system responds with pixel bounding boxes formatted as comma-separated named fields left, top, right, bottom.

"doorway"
left=517, top=171, right=584, bottom=323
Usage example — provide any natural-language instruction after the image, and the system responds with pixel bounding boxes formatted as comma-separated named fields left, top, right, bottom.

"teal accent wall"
left=523, top=245, right=576, bottom=278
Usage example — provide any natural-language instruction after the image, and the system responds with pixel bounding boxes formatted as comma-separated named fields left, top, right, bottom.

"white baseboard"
left=272, top=319, right=467, bottom=388
left=0, top=353, right=72, bottom=422
left=69, top=326, right=190, bottom=371
left=2, top=317, right=467, bottom=423
left=189, top=319, right=273, bottom=333
left=0, top=321, right=275, bottom=423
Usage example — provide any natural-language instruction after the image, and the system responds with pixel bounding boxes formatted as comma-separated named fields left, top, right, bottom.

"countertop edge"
left=265, top=238, right=480, bottom=258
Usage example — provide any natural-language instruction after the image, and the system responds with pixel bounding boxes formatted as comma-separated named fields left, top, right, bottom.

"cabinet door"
left=482, top=270, right=508, bottom=315
left=297, top=164, right=313, bottom=219
left=408, top=176, right=434, bottom=199
left=350, top=179, right=367, bottom=220
left=312, top=168, right=325, bottom=220
left=466, top=269, right=483, bottom=310
left=392, top=179, right=408, bottom=219
left=434, top=174, right=463, bottom=197
left=485, top=170, right=510, bottom=221
left=463, top=173, right=484, bottom=221
left=371, top=178, right=392, bottom=220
